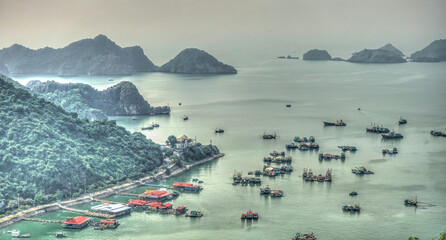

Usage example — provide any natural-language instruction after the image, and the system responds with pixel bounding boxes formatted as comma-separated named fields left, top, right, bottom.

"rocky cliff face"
left=26, top=80, right=170, bottom=120
left=379, top=43, right=404, bottom=56
left=0, top=34, right=157, bottom=76
left=303, top=49, right=332, bottom=60
left=159, top=48, right=237, bottom=74
left=410, top=39, right=446, bottom=62
left=347, top=45, right=406, bottom=63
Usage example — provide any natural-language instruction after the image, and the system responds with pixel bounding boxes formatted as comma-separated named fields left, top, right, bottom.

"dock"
left=22, top=218, right=63, bottom=224
left=57, top=204, right=116, bottom=218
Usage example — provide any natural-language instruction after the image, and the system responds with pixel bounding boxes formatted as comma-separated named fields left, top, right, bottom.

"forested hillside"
left=0, top=76, right=164, bottom=213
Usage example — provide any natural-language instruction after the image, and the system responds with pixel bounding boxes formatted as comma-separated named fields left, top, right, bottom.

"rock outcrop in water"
left=331, top=57, right=345, bottom=61
left=347, top=44, right=406, bottom=63
left=26, top=80, right=170, bottom=121
left=303, top=49, right=332, bottom=60
left=159, top=48, right=237, bottom=74
left=410, top=39, right=446, bottom=62
left=0, top=34, right=157, bottom=76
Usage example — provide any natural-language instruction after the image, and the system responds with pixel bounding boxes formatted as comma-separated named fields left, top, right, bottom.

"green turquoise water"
left=4, top=60, right=446, bottom=239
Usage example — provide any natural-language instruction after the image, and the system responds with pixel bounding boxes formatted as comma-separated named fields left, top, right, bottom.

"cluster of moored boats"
left=302, top=168, right=332, bottom=182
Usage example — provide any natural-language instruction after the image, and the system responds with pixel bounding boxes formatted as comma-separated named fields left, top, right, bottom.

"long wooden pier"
left=23, top=218, right=63, bottom=224
left=57, top=204, right=115, bottom=218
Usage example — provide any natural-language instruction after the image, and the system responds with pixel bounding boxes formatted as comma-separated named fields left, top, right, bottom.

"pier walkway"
left=56, top=204, right=115, bottom=218
left=23, top=218, right=63, bottom=224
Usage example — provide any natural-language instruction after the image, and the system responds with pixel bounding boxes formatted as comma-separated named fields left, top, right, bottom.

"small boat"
left=56, top=232, right=67, bottom=238
left=241, top=210, right=259, bottom=220
left=94, top=219, right=120, bottom=230
left=351, top=166, right=374, bottom=174
left=286, top=104, right=292, bottom=107
left=185, top=210, right=203, bottom=217
left=260, top=186, right=271, bottom=195
left=398, top=116, right=407, bottom=125
left=192, top=178, right=198, bottom=182
left=215, top=128, right=224, bottom=133
left=358, top=107, right=361, bottom=110
left=323, top=119, right=346, bottom=126
left=292, top=232, right=316, bottom=240
left=198, top=180, right=203, bottom=183
left=178, top=103, right=182, bottom=106
left=342, top=204, right=361, bottom=212
left=141, top=125, right=154, bottom=130
left=286, top=143, right=300, bottom=149
left=338, top=146, right=357, bottom=151
left=430, top=130, right=446, bottom=137
left=183, top=116, right=189, bottom=120
left=108, top=79, right=114, bottom=81
left=404, top=197, right=418, bottom=207
left=349, top=191, right=358, bottom=196
left=11, top=230, right=30, bottom=238
left=382, top=131, right=403, bottom=139
left=269, top=151, right=285, bottom=157
left=132, top=116, right=137, bottom=120
left=382, top=147, right=398, bottom=154
left=152, top=123, right=160, bottom=127
left=263, top=132, right=276, bottom=139
left=270, top=190, right=284, bottom=197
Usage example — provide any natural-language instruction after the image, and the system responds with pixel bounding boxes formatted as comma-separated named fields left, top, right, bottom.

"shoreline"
left=0, top=153, right=224, bottom=229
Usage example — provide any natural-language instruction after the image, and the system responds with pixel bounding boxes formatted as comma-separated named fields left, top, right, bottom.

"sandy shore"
left=0, top=153, right=224, bottom=229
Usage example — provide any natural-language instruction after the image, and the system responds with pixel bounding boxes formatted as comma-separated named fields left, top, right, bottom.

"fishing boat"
left=366, top=123, right=390, bottom=133
left=349, top=191, right=358, bottom=196
left=382, top=131, right=403, bottom=139
left=342, top=204, right=361, bottom=212
left=183, top=116, right=189, bottom=120
left=323, top=119, right=346, bottom=126
left=215, top=128, right=224, bottom=133
left=382, top=147, right=398, bottom=154
left=241, top=210, right=259, bottom=220
left=186, top=210, right=203, bottom=217
left=398, top=116, right=407, bottom=125
left=404, top=197, right=418, bottom=207
left=56, top=232, right=66, bottom=238
left=292, top=232, right=316, bottom=240
left=263, top=132, right=277, bottom=139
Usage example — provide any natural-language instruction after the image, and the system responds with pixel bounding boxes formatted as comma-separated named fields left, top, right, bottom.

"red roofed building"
left=139, top=189, right=176, bottom=201
left=62, top=216, right=91, bottom=229
left=171, top=182, right=202, bottom=192
left=128, top=199, right=148, bottom=207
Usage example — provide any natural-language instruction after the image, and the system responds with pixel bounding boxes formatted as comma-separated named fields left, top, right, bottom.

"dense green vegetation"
left=165, top=135, right=220, bottom=164
left=0, top=76, right=164, bottom=214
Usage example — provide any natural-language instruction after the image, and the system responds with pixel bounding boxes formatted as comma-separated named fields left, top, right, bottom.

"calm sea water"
left=4, top=60, right=446, bottom=240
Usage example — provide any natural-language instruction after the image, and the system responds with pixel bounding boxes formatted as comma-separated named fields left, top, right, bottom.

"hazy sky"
left=1, top=0, right=445, bottom=66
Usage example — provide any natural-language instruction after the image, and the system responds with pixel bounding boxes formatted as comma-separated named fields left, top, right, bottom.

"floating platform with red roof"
left=171, top=182, right=203, bottom=192
left=62, top=216, right=92, bottom=229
